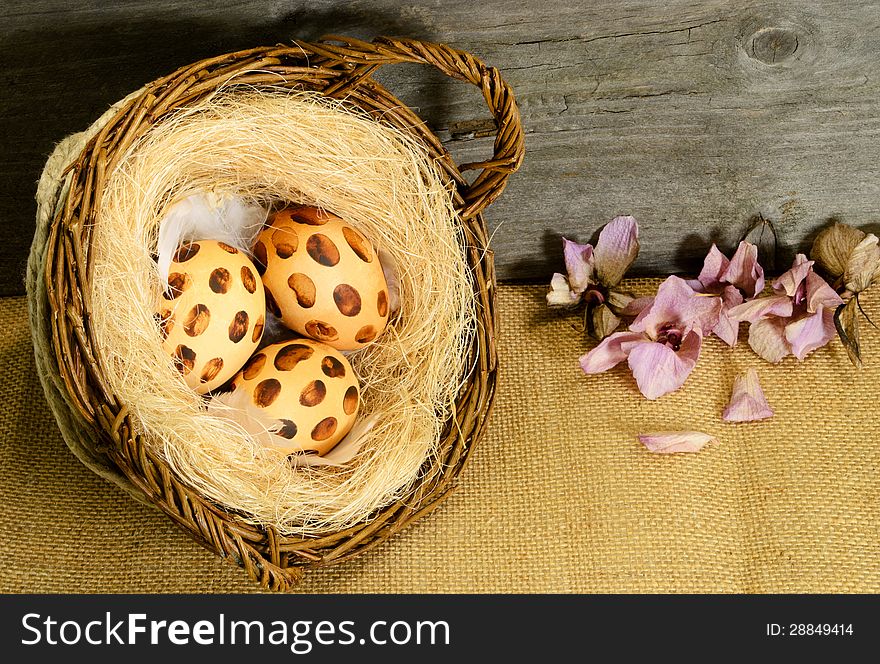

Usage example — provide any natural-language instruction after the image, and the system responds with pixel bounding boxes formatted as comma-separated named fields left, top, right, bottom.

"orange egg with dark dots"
left=231, top=339, right=360, bottom=455
left=254, top=206, right=390, bottom=350
left=155, top=240, right=265, bottom=394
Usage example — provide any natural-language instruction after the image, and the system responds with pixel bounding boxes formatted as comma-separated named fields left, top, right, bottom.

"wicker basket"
left=27, top=36, right=523, bottom=590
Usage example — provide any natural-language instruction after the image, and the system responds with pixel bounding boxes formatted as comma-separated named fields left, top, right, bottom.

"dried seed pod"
left=811, top=223, right=867, bottom=286
left=843, top=233, right=880, bottom=294
left=742, top=216, right=778, bottom=272
left=833, top=297, right=862, bottom=368
left=590, top=303, right=621, bottom=340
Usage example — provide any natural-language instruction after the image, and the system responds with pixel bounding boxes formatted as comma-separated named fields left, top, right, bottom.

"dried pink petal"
left=579, top=331, right=645, bottom=374
left=638, top=431, right=717, bottom=454
left=747, top=317, right=790, bottom=363
left=624, top=330, right=702, bottom=400
left=621, top=296, right=655, bottom=319
left=804, top=270, right=844, bottom=313
left=630, top=276, right=721, bottom=338
left=562, top=238, right=595, bottom=293
left=784, top=308, right=837, bottom=360
left=772, top=254, right=813, bottom=297
left=687, top=241, right=764, bottom=346
left=711, top=285, right=745, bottom=346
left=722, top=241, right=765, bottom=298
left=728, top=294, right=793, bottom=323
left=723, top=368, right=773, bottom=422
left=711, top=313, right=739, bottom=347
left=593, top=215, right=640, bottom=287
left=547, top=272, right=581, bottom=307
left=688, top=244, right=730, bottom=292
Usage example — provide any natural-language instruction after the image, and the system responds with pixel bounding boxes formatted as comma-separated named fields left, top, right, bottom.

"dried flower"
left=580, top=275, right=721, bottom=399
left=638, top=431, right=717, bottom=453
left=742, top=215, right=778, bottom=272
left=728, top=254, right=843, bottom=363
left=810, top=222, right=880, bottom=366
left=811, top=222, right=880, bottom=293
left=686, top=241, right=764, bottom=346
left=547, top=216, right=640, bottom=339
left=722, top=368, right=773, bottom=422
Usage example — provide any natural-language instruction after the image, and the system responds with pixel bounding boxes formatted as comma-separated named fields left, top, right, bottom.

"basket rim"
left=33, top=36, right=523, bottom=590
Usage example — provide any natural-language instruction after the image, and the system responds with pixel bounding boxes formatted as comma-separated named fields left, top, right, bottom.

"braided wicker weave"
left=28, top=36, right=523, bottom=590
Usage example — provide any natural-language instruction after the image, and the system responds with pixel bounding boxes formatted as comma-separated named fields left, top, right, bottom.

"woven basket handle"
left=305, top=36, right=525, bottom=220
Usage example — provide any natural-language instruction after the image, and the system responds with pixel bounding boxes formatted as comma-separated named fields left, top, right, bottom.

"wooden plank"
left=2, top=0, right=879, bottom=295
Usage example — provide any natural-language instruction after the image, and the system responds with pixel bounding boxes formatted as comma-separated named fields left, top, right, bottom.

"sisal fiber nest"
left=29, top=37, right=524, bottom=589
left=92, top=89, right=472, bottom=535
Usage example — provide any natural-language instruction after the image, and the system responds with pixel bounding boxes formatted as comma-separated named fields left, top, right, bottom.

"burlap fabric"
left=2, top=281, right=878, bottom=592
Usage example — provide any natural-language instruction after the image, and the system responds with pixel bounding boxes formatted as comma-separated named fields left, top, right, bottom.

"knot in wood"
left=748, top=27, right=800, bottom=64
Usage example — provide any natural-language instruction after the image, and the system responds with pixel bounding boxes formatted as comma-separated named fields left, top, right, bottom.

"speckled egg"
left=253, top=206, right=390, bottom=351
left=155, top=240, right=266, bottom=394
left=231, top=339, right=360, bottom=455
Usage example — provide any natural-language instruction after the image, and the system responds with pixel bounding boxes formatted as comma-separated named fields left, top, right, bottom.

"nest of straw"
left=89, top=89, right=473, bottom=535
left=34, top=37, right=523, bottom=588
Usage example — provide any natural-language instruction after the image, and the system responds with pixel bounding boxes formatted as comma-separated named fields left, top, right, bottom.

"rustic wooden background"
left=3, top=0, right=879, bottom=296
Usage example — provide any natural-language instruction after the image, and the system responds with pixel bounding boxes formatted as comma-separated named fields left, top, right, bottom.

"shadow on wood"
left=0, top=1, right=443, bottom=296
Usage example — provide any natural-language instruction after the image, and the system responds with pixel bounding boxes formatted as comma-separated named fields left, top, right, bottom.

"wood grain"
left=3, top=0, right=879, bottom=295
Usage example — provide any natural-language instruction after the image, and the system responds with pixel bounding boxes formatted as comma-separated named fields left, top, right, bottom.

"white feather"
left=291, top=416, right=377, bottom=468
left=156, top=191, right=268, bottom=283
left=378, top=249, right=401, bottom=313
left=206, top=389, right=376, bottom=467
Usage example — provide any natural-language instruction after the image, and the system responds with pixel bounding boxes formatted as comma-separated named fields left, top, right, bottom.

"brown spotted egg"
left=155, top=240, right=266, bottom=394
left=231, top=339, right=360, bottom=455
left=253, top=206, right=390, bottom=351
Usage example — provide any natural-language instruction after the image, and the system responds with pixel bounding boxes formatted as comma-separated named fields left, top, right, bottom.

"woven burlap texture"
left=3, top=282, right=878, bottom=592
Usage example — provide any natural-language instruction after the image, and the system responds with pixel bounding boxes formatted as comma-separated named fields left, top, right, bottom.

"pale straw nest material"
left=89, top=89, right=473, bottom=535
